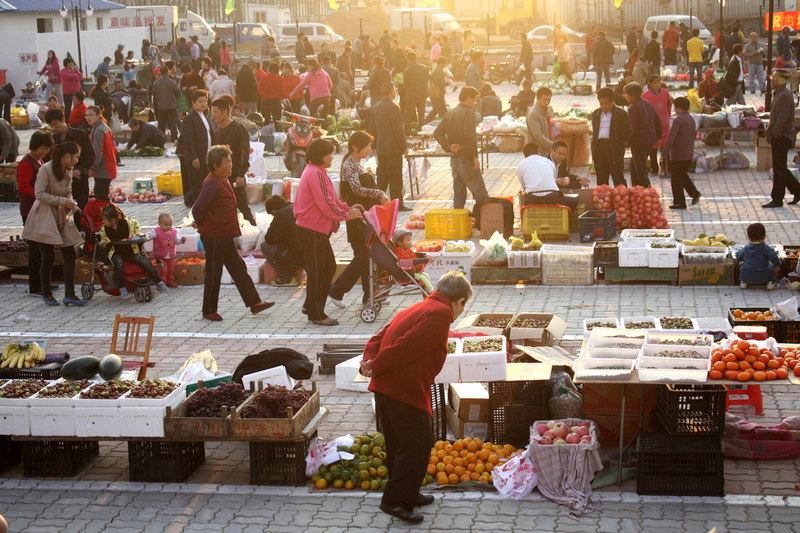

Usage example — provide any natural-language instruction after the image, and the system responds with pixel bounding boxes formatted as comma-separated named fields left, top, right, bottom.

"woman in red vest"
left=191, top=145, right=274, bottom=321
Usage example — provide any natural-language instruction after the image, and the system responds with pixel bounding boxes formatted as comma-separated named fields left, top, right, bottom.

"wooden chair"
left=110, top=314, right=155, bottom=380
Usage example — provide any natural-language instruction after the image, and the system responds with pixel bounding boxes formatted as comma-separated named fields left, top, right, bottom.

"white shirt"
left=190, top=43, right=200, bottom=60
left=517, top=154, right=558, bottom=196
left=199, top=113, right=212, bottom=149
left=598, top=111, right=612, bottom=139
left=736, top=56, right=744, bottom=82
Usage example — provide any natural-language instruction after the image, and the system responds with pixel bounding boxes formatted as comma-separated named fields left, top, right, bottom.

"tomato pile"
left=709, top=340, right=799, bottom=381
left=592, top=185, right=669, bottom=232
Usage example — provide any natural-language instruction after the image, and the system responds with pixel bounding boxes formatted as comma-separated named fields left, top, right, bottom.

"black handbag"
left=716, top=76, right=735, bottom=98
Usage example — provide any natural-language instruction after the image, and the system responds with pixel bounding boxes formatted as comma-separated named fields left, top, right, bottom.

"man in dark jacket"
left=211, top=96, right=254, bottom=225
left=764, top=69, right=800, bottom=208
left=402, top=52, right=430, bottom=135
left=261, top=195, right=303, bottom=285
left=320, top=55, right=339, bottom=112
left=370, top=83, right=409, bottom=210
left=591, top=87, right=631, bottom=187
left=434, top=87, right=489, bottom=209
left=44, top=108, right=95, bottom=209
left=724, top=44, right=746, bottom=105
left=126, top=118, right=166, bottom=151
left=626, top=26, right=638, bottom=55
left=614, top=70, right=634, bottom=107
left=520, top=32, right=533, bottom=83
left=237, top=61, right=260, bottom=115
left=644, top=31, right=661, bottom=75
left=152, top=66, right=181, bottom=140
left=663, top=96, right=701, bottom=209
left=208, top=36, right=221, bottom=70
left=624, top=82, right=660, bottom=188
left=295, top=33, right=306, bottom=65
left=180, top=90, right=211, bottom=205
left=593, top=31, right=616, bottom=91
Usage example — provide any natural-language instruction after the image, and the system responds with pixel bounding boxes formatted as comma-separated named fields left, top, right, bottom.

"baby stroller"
left=359, top=200, right=430, bottom=323
left=76, top=197, right=156, bottom=303
left=17, top=75, right=47, bottom=105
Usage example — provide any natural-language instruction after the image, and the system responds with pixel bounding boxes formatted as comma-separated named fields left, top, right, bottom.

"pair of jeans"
left=688, top=62, right=703, bottom=89
left=156, top=108, right=181, bottom=141
left=748, top=63, right=765, bottom=92
left=593, top=140, right=627, bottom=187
left=329, top=230, right=371, bottom=305
left=595, top=64, right=611, bottom=91
left=450, top=155, right=489, bottom=209
left=200, top=235, right=262, bottom=315
left=629, top=145, right=652, bottom=188
left=46, top=82, right=63, bottom=105
left=669, top=159, right=699, bottom=206
left=377, top=155, right=404, bottom=208
left=37, top=242, right=76, bottom=298
left=770, top=135, right=800, bottom=203
left=111, top=253, right=162, bottom=289
left=296, top=226, right=336, bottom=321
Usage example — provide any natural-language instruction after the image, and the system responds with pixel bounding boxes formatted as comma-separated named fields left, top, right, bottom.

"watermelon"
left=98, top=354, right=123, bottom=381
left=60, top=356, right=100, bottom=380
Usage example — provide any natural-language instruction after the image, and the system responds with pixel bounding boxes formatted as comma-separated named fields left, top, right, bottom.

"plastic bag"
left=178, top=349, right=218, bottom=375
left=305, top=434, right=357, bottom=476
left=363, top=156, right=377, bottom=175
left=419, top=157, right=431, bottom=179
left=693, top=149, right=708, bottom=173
left=687, top=90, right=703, bottom=113
left=772, top=296, right=800, bottom=321
left=247, top=141, right=268, bottom=183
left=718, top=151, right=750, bottom=170
left=403, top=158, right=418, bottom=180
left=474, top=231, right=509, bottom=266
left=492, top=447, right=537, bottom=500
left=236, top=222, right=261, bottom=251
left=109, top=115, right=123, bottom=134
left=272, top=132, right=286, bottom=155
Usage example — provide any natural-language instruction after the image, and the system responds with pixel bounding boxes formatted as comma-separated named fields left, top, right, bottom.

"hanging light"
left=59, top=0, right=68, bottom=17
left=85, top=0, right=93, bottom=17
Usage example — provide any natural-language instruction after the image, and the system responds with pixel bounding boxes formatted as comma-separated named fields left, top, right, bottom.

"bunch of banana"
left=0, top=342, right=45, bottom=369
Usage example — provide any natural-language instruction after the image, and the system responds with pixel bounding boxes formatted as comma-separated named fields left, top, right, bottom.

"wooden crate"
left=163, top=389, right=232, bottom=439
left=230, top=383, right=320, bottom=441
left=602, top=266, right=678, bottom=284
left=471, top=266, right=541, bottom=285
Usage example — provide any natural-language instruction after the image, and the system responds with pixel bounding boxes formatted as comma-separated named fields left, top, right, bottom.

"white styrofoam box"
left=645, top=333, right=714, bottom=347
left=572, top=359, right=634, bottom=381
left=620, top=229, right=675, bottom=242
left=119, top=406, right=169, bottom=438
left=647, top=242, right=680, bottom=268
left=681, top=246, right=729, bottom=265
left=72, top=382, right=131, bottom=407
left=579, top=347, right=640, bottom=360
left=221, top=266, right=233, bottom=284
left=424, top=254, right=472, bottom=283
left=640, top=343, right=711, bottom=361
left=441, top=240, right=476, bottom=257
left=436, top=352, right=461, bottom=384
left=696, top=317, right=733, bottom=334
left=245, top=258, right=266, bottom=284
left=620, top=316, right=659, bottom=332
left=241, top=367, right=296, bottom=392
left=0, top=405, right=30, bottom=435
left=176, top=227, right=200, bottom=253
left=120, top=383, right=186, bottom=408
left=335, top=355, right=369, bottom=393
left=582, top=318, right=620, bottom=337
left=507, top=250, right=541, bottom=269
left=655, top=317, right=700, bottom=334
left=589, top=327, right=646, bottom=340
left=618, top=242, right=648, bottom=267
left=74, top=406, right=121, bottom=437
left=635, top=356, right=710, bottom=383
left=458, top=336, right=507, bottom=383
left=29, top=406, right=75, bottom=436
left=587, top=336, right=644, bottom=350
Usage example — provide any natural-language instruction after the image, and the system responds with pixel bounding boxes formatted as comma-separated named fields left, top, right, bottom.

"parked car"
left=276, top=23, right=344, bottom=50
left=644, top=15, right=713, bottom=42
left=526, top=25, right=586, bottom=45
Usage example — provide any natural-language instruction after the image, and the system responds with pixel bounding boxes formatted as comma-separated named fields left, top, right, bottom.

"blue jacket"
left=739, top=242, right=781, bottom=284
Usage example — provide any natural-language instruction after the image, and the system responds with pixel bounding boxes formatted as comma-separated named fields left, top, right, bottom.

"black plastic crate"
left=0, top=362, right=64, bottom=380
left=782, top=319, right=800, bottom=343
left=578, top=210, right=616, bottom=243
left=128, top=440, right=205, bottom=483
left=488, top=381, right=549, bottom=448
left=782, top=246, right=799, bottom=277
left=317, top=343, right=366, bottom=375
left=249, top=431, right=316, bottom=486
left=22, top=440, right=99, bottom=477
left=0, top=436, right=21, bottom=473
left=656, top=384, right=727, bottom=436
left=637, top=417, right=724, bottom=496
left=375, top=384, right=446, bottom=442
left=728, top=308, right=782, bottom=339
left=593, top=241, right=619, bottom=268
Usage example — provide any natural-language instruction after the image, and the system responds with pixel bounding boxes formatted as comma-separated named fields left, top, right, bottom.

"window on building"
left=37, top=18, right=54, bottom=33
left=80, top=17, right=87, bottom=31
left=96, top=17, right=104, bottom=30
left=64, top=18, right=71, bottom=32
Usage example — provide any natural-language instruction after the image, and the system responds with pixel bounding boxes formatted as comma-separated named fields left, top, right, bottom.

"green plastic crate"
left=185, top=372, right=233, bottom=395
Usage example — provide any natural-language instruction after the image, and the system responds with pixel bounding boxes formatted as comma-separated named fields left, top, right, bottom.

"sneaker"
left=740, top=282, right=749, bottom=289
left=156, top=281, right=169, bottom=292
left=120, top=287, right=130, bottom=298
left=330, top=296, right=346, bottom=309
left=767, top=281, right=777, bottom=290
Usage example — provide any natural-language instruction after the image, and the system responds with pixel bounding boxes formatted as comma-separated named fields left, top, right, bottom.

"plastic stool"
left=725, top=385, right=763, bottom=415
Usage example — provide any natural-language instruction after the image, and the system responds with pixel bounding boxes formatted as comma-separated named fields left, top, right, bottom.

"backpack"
left=232, top=348, right=314, bottom=387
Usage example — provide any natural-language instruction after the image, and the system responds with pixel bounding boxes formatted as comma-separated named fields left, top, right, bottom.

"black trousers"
left=630, top=145, right=652, bottom=188
left=72, top=174, right=90, bottom=210
left=664, top=49, right=677, bottom=65
left=595, top=64, right=611, bottom=91
left=523, top=191, right=578, bottom=212
left=63, top=93, right=74, bottom=122
left=111, top=253, right=162, bottom=288
left=38, top=242, right=76, bottom=298
left=93, top=177, right=111, bottom=202
left=423, top=94, right=446, bottom=124
left=770, top=135, right=800, bottom=203
left=309, top=97, right=329, bottom=123
left=593, top=141, right=627, bottom=187
left=22, top=215, right=42, bottom=294
left=157, top=108, right=181, bottom=141
left=329, top=232, right=370, bottom=304
left=649, top=148, right=668, bottom=174
left=232, top=183, right=256, bottom=226
left=260, top=99, right=282, bottom=124
left=404, top=97, right=426, bottom=134
left=296, top=226, right=336, bottom=321
left=670, top=159, right=698, bottom=206
left=375, top=392, right=433, bottom=509
left=377, top=155, right=404, bottom=208
left=184, top=162, right=207, bottom=207
left=200, top=235, right=262, bottom=315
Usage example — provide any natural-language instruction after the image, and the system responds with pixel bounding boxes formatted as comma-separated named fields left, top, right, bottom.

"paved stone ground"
left=1, top=85, right=800, bottom=531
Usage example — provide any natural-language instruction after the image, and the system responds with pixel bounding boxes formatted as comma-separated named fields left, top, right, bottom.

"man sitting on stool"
left=518, top=141, right=578, bottom=211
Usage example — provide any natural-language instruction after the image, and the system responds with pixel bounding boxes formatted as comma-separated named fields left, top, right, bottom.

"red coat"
left=258, top=72, right=285, bottom=101
left=363, top=291, right=453, bottom=416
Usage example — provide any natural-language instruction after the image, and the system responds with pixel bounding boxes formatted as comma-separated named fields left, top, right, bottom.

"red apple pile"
left=404, top=214, right=425, bottom=230
left=628, top=186, right=669, bottom=230
left=109, top=187, right=126, bottom=203
left=128, top=191, right=166, bottom=203
left=534, top=421, right=592, bottom=446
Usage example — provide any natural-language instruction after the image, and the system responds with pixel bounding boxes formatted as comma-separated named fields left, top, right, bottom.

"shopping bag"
left=109, top=115, right=123, bottom=134
left=419, top=157, right=431, bottom=179
left=492, top=448, right=537, bottom=500
left=178, top=90, right=191, bottom=112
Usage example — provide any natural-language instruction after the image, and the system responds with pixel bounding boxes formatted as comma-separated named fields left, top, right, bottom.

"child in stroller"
left=392, top=228, right=433, bottom=292
left=98, top=204, right=169, bottom=298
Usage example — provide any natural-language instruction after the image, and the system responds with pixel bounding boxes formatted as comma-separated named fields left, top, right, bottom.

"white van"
left=644, top=15, right=712, bottom=42
left=179, top=10, right=216, bottom=49
left=276, top=23, right=344, bottom=50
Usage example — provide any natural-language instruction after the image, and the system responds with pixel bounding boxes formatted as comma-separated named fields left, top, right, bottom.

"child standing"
left=392, top=229, right=433, bottom=292
left=99, top=204, right=169, bottom=298
left=146, top=212, right=186, bottom=288
left=739, top=223, right=781, bottom=290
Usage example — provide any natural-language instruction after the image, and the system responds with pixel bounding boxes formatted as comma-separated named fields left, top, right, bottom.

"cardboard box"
left=586, top=413, right=646, bottom=447
left=425, top=253, right=473, bottom=283
left=508, top=313, right=568, bottom=346
left=479, top=202, right=506, bottom=239
left=678, top=257, right=735, bottom=286
left=448, top=383, right=489, bottom=422
left=74, top=258, right=95, bottom=284
left=456, top=313, right=516, bottom=336
left=756, top=135, right=772, bottom=171
left=173, top=261, right=205, bottom=285
left=331, top=259, right=359, bottom=284
left=446, top=405, right=489, bottom=440
left=582, top=383, right=658, bottom=416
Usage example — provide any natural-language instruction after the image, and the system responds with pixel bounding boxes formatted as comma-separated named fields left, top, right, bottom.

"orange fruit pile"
left=427, top=438, right=514, bottom=486
left=709, top=340, right=797, bottom=381
left=731, top=309, right=774, bottom=321
left=177, top=257, right=204, bottom=265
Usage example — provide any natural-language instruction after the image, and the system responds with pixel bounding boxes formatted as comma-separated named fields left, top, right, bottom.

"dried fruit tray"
left=589, top=327, right=646, bottom=340
left=579, top=347, right=640, bottom=360
left=640, top=344, right=712, bottom=361
left=655, top=317, right=699, bottom=333
left=620, top=229, right=675, bottom=242
left=587, top=336, right=645, bottom=351
left=572, top=359, right=634, bottom=381
left=681, top=246, right=729, bottom=265
left=621, top=316, right=660, bottom=332
left=582, top=318, right=621, bottom=337
left=645, top=333, right=714, bottom=347
left=636, top=357, right=711, bottom=383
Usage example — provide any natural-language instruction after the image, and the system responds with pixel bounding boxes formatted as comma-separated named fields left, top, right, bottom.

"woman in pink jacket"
left=219, top=40, right=231, bottom=70
left=60, top=57, right=83, bottom=120
left=294, top=139, right=362, bottom=326
left=39, top=50, right=63, bottom=105
left=642, top=74, right=673, bottom=176
left=288, top=59, right=332, bottom=123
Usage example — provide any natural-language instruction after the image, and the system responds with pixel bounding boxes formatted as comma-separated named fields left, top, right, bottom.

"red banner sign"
left=766, top=11, right=799, bottom=31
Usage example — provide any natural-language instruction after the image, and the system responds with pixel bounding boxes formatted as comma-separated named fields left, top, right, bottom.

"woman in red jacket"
left=17, top=131, right=54, bottom=296
left=60, top=57, right=83, bottom=120
left=39, top=50, right=63, bottom=106
left=360, top=272, right=473, bottom=523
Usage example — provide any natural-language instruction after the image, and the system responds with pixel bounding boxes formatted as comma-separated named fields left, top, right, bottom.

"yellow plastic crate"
left=521, top=205, right=570, bottom=240
left=424, top=209, right=473, bottom=240
left=156, top=171, right=183, bottom=196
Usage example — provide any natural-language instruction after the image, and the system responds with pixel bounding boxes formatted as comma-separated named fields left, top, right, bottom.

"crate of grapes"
left=230, top=382, right=320, bottom=440
left=164, top=382, right=249, bottom=439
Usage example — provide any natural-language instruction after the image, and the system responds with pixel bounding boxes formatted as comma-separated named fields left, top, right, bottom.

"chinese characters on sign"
left=18, top=53, right=39, bottom=67
left=111, top=15, right=167, bottom=29
left=766, top=11, right=799, bottom=31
